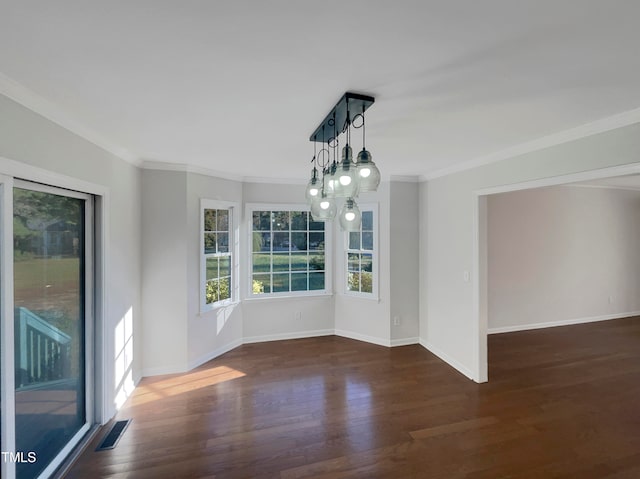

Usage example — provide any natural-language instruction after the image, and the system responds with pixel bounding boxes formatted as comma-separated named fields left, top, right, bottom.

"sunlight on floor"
left=125, top=365, right=246, bottom=407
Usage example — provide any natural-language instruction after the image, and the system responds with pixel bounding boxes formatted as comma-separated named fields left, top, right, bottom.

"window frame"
left=200, top=199, right=239, bottom=312
left=344, top=203, right=378, bottom=299
left=246, top=203, right=332, bottom=299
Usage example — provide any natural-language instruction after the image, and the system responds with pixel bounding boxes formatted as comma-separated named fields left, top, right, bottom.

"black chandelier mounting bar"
left=309, top=92, right=375, bottom=143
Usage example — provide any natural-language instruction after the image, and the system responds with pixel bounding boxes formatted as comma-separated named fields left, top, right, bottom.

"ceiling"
left=2, top=1, right=640, bottom=181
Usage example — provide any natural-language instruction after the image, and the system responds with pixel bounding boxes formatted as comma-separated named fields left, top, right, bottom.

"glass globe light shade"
left=325, top=161, right=340, bottom=198
left=310, top=195, right=337, bottom=221
left=339, top=198, right=362, bottom=231
left=336, top=144, right=360, bottom=198
left=305, top=170, right=321, bottom=203
left=356, top=149, right=380, bottom=192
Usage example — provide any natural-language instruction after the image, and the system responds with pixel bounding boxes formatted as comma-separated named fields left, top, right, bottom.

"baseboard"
left=390, top=337, right=419, bottom=347
left=243, top=329, right=334, bottom=344
left=419, top=339, right=476, bottom=381
left=487, top=310, right=640, bottom=334
left=141, top=364, right=190, bottom=378
left=335, top=329, right=391, bottom=347
left=188, top=338, right=244, bottom=370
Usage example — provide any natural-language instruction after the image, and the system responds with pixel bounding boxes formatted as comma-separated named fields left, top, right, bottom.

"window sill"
left=199, top=300, right=240, bottom=316
left=243, top=292, right=333, bottom=302
left=342, top=292, right=380, bottom=302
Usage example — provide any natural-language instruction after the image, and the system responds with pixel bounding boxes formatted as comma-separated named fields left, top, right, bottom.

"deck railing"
left=15, top=307, right=72, bottom=389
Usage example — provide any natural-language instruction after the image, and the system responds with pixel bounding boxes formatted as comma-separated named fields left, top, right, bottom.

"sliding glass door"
left=1, top=179, right=93, bottom=479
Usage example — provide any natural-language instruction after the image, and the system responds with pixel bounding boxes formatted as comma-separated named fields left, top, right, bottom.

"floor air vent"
left=96, top=419, right=131, bottom=451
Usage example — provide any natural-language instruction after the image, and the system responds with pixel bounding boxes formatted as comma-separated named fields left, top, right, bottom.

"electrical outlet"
left=295, top=311, right=302, bottom=320
left=393, top=316, right=401, bottom=326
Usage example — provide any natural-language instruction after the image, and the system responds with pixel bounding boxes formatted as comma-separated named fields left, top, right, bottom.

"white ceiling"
left=2, top=1, right=640, bottom=181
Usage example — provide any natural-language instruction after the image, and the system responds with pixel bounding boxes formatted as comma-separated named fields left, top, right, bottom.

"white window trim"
left=245, top=202, right=332, bottom=299
left=200, top=199, right=240, bottom=313
left=344, top=202, right=379, bottom=300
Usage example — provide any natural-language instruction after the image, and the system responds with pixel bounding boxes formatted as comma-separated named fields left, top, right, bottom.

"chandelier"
left=306, top=92, right=380, bottom=231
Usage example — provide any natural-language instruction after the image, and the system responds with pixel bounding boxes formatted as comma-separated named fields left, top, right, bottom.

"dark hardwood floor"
left=66, top=317, right=640, bottom=478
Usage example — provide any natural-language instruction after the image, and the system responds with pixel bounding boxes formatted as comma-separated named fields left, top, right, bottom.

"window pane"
left=349, top=232, right=360, bottom=250
left=253, top=274, right=270, bottom=294
left=253, top=211, right=271, bottom=231
left=309, top=272, right=325, bottom=290
left=253, top=232, right=269, bottom=252
left=361, top=272, right=373, bottom=293
left=291, top=211, right=307, bottom=230
left=348, top=253, right=360, bottom=272
left=291, top=252, right=308, bottom=271
left=348, top=272, right=360, bottom=292
left=273, top=231, right=289, bottom=250
left=204, top=209, right=216, bottom=231
left=219, top=256, right=231, bottom=277
left=362, top=253, right=373, bottom=272
left=204, top=233, right=217, bottom=254
left=272, top=273, right=290, bottom=292
left=206, top=257, right=219, bottom=280
left=362, top=232, right=373, bottom=251
left=217, top=209, right=229, bottom=231
left=291, top=232, right=307, bottom=251
left=13, top=188, right=86, bottom=478
left=309, top=232, right=324, bottom=251
left=252, top=253, right=271, bottom=273
left=362, top=210, right=373, bottom=230
left=272, top=253, right=290, bottom=272
left=218, top=277, right=231, bottom=301
left=309, top=218, right=324, bottom=231
left=291, top=273, right=308, bottom=291
left=206, top=279, right=217, bottom=304
left=272, top=211, right=289, bottom=230
left=217, top=233, right=229, bottom=253
left=309, top=253, right=324, bottom=271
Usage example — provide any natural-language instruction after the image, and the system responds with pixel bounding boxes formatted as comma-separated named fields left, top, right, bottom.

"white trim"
left=425, top=106, right=640, bottom=180
left=344, top=203, right=379, bottom=299
left=243, top=329, right=334, bottom=344
left=335, top=329, right=390, bottom=347
left=141, top=364, right=190, bottom=377
left=488, top=311, right=640, bottom=335
left=242, top=176, right=307, bottom=185
left=563, top=183, right=640, bottom=192
left=0, top=73, right=139, bottom=165
left=0, top=176, right=16, bottom=479
left=200, top=200, right=240, bottom=313
left=188, top=338, right=244, bottom=370
left=419, top=339, right=477, bottom=381
left=390, top=337, right=419, bottom=347
left=389, top=175, right=421, bottom=183
left=142, top=160, right=307, bottom=185
left=142, top=160, right=244, bottom=183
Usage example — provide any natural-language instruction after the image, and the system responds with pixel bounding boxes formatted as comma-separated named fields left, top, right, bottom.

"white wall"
left=390, top=180, right=420, bottom=343
left=423, top=122, right=640, bottom=382
left=0, top=93, right=142, bottom=419
left=186, top=172, right=244, bottom=367
left=488, top=185, right=640, bottom=332
left=141, top=170, right=189, bottom=375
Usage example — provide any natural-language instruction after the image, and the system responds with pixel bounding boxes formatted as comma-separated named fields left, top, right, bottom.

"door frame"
left=472, top=162, right=640, bottom=383
left=0, top=157, right=109, bottom=479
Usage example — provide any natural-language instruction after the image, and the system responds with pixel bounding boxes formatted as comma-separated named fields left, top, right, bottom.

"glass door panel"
left=13, top=187, right=86, bottom=478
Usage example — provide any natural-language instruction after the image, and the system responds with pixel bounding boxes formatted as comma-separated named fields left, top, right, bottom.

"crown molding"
left=141, top=160, right=244, bottom=182
left=424, top=107, right=640, bottom=180
left=0, top=72, right=140, bottom=165
left=563, top=183, right=640, bottom=192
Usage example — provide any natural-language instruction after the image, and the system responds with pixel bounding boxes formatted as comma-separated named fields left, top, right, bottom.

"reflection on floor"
left=68, top=318, right=640, bottom=478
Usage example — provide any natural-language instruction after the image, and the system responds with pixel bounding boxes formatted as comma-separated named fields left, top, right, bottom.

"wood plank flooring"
left=66, top=317, right=640, bottom=478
